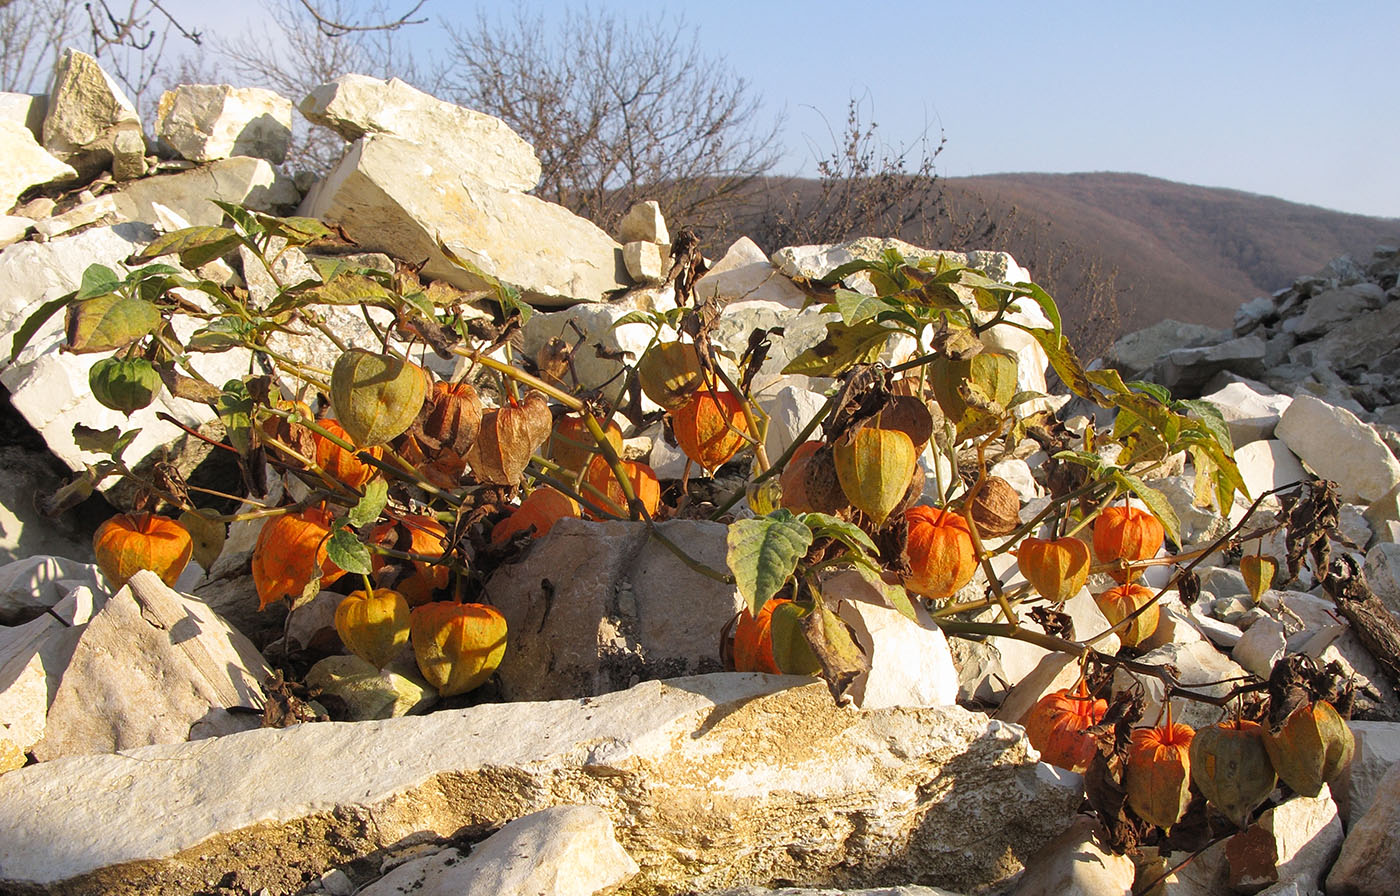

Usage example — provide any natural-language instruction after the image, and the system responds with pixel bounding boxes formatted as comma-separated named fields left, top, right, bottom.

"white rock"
left=106, top=156, right=298, bottom=224
left=300, top=134, right=624, bottom=306
left=488, top=518, right=744, bottom=701
left=1275, top=394, right=1400, bottom=504
left=521, top=301, right=666, bottom=409
left=1232, top=615, right=1287, bottom=678
left=1336, top=721, right=1400, bottom=825
left=0, top=120, right=75, bottom=213
left=0, top=448, right=103, bottom=566
left=40, top=49, right=144, bottom=180
left=696, top=236, right=809, bottom=309
left=991, top=457, right=1039, bottom=502
left=617, top=199, right=668, bottom=244
left=1139, top=599, right=1207, bottom=650
left=0, top=555, right=104, bottom=623
left=1285, top=284, right=1387, bottom=338
left=1230, top=440, right=1308, bottom=524
left=1223, top=788, right=1342, bottom=894
left=155, top=84, right=293, bottom=164
left=300, top=74, right=541, bottom=192
left=1362, top=542, right=1400, bottom=615
left=31, top=570, right=270, bottom=761
left=989, top=587, right=1120, bottom=719
left=0, top=215, right=32, bottom=247
left=0, top=91, right=46, bottom=134
left=1326, top=762, right=1400, bottom=895
left=1009, top=816, right=1135, bottom=896
left=361, top=805, right=637, bottom=896
left=755, top=384, right=827, bottom=465
left=624, top=239, right=665, bottom=283
left=1201, top=375, right=1293, bottom=446
left=0, top=674, right=1082, bottom=895
left=826, top=570, right=958, bottom=709
left=1112, top=640, right=1250, bottom=730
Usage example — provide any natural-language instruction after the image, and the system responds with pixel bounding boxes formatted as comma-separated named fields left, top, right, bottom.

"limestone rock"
left=488, top=518, right=741, bottom=701
left=0, top=674, right=1083, bottom=895
left=1276, top=394, right=1400, bottom=504
left=1105, top=319, right=1225, bottom=379
left=1200, top=375, right=1292, bottom=446
left=617, top=199, right=669, bottom=244
left=155, top=84, right=293, bottom=164
left=1336, top=721, right=1400, bottom=824
left=106, top=155, right=298, bottom=225
left=1362, top=542, right=1400, bottom=615
left=0, top=447, right=102, bottom=566
left=0, top=91, right=47, bottom=134
left=32, top=570, right=270, bottom=761
left=0, top=556, right=105, bottom=624
left=359, top=805, right=637, bottom=896
left=1232, top=615, right=1287, bottom=679
left=1283, top=283, right=1387, bottom=338
left=41, top=49, right=144, bottom=181
left=1155, top=335, right=1267, bottom=395
left=1229, top=440, right=1307, bottom=525
left=300, top=74, right=540, bottom=192
left=1009, top=816, right=1135, bottom=896
left=825, top=570, right=959, bottom=709
left=1223, top=789, right=1342, bottom=894
left=773, top=240, right=1028, bottom=293
left=0, top=120, right=76, bottom=213
left=1111, top=640, right=1250, bottom=730
left=624, top=240, right=665, bottom=284
left=698, top=236, right=810, bottom=309
left=0, top=214, right=32, bottom=247
left=521, top=300, right=668, bottom=408
left=300, top=134, right=625, bottom=306
left=1326, top=762, right=1400, bottom=895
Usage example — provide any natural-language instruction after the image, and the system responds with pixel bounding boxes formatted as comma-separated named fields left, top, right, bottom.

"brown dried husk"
left=967, top=476, right=1021, bottom=537
left=466, top=391, right=552, bottom=485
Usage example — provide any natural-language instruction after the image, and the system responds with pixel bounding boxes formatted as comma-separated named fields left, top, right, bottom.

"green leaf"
left=802, top=512, right=879, bottom=558
left=75, top=264, right=121, bottom=300
left=64, top=293, right=161, bottom=353
left=347, top=479, right=389, bottom=528
left=9, top=291, right=74, bottom=362
left=128, top=226, right=241, bottom=268
left=832, top=289, right=888, bottom=325
left=292, top=274, right=397, bottom=309
left=850, top=561, right=918, bottom=622
left=212, top=200, right=259, bottom=234
left=1014, top=282, right=1062, bottom=345
left=72, top=424, right=123, bottom=454
left=1027, top=326, right=1096, bottom=400
left=215, top=380, right=254, bottom=455
left=782, top=320, right=891, bottom=377
left=726, top=512, right=813, bottom=615
left=326, top=529, right=373, bottom=575
left=612, top=309, right=664, bottom=329
left=1115, top=472, right=1182, bottom=547
left=801, top=596, right=870, bottom=703
left=262, top=215, right=332, bottom=246
left=1054, top=449, right=1108, bottom=476
left=187, top=318, right=252, bottom=352
left=815, top=257, right=884, bottom=285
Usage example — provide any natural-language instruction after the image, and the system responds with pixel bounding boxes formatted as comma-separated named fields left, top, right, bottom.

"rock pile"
left=0, top=52, right=1398, bottom=896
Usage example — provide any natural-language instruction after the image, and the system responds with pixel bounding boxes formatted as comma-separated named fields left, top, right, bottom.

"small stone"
left=617, top=199, right=668, bottom=244
left=1326, top=763, right=1400, bottom=895
left=623, top=240, right=665, bottom=283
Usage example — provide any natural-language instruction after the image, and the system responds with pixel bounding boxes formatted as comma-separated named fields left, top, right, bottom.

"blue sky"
left=173, top=0, right=1398, bottom=217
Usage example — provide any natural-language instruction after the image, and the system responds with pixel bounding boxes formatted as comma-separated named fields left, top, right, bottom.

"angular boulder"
left=155, top=84, right=293, bottom=164
left=0, top=119, right=75, bottom=213
left=1276, top=394, right=1400, bottom=504
left=300, top=74, right=541, bottom=192
left=41, top=49, right=145, bottom=180
left=488, top=518, right=740, bottom=701
left=300, top=134, right=625, bottom=305
left=0, top=674, right=1081, bottom=895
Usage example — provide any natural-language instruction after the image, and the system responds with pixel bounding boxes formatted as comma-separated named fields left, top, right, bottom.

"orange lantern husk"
left=1125, top=705, right=1195, bottom=830
left=1023, top=679, right=1108, bottom=773
left=251, top=506, right=345, bottom=610
left=1016, top=536, right=1091, bottom=602
left=93, top=512, right=193, bottom=588
left=314, top=418, right=383, bottom=489
left=1093, top=505, right=1165, bottom=582
left=491, top=487, right=581, bottom=545
left=904, top=505, right=977, bottom=599
left=366, top=514, right=451, bottom=607
left=410, top=601, right=508, bottom=697
left=671, top=388, right=752, bottom=472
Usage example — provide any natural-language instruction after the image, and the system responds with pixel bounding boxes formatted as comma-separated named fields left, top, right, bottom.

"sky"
left=164, top=0, right=1399, bottom=218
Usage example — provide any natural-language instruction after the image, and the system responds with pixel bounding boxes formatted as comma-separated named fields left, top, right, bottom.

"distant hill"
left=721, top=171, right=1400, bottom=357
left=929, top=172, right=1400, bottom=332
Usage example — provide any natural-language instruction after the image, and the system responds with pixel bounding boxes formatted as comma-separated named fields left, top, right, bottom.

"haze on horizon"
left=142, top=0, right=1400, bottom=220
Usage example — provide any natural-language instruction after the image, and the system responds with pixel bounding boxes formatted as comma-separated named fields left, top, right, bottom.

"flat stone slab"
left=0, top=674, right=1079, bottom=896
